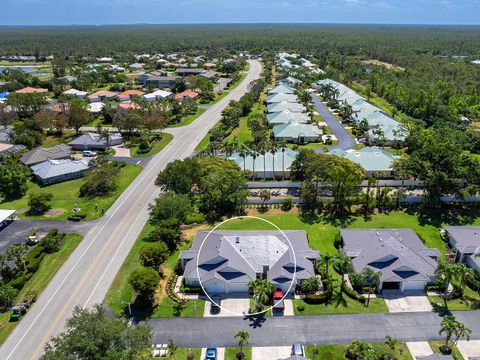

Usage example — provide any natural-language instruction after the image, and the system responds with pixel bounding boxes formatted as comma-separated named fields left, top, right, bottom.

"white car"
left=82, top=150, right=97, bottom=157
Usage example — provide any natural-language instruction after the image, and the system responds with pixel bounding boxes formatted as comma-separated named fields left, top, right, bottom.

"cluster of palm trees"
left=317, top=83, right=356, bottom=121
left=439, top=315, right=471, bottom=354
left=248, top=278, right=275, bottom=313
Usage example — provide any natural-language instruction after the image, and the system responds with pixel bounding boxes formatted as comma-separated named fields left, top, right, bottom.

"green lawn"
left=174, top=348, right=202, bottom=359
left=194, top=130, right=212, bottom=152
left=0, top=163, right=142, bottom=221
left=429, top=341, right=464, bottom=360
left=306, top=343, right=412, bottom=360
left=41, top=131, right=77, bottom=147
left=106, top=221, right=203, bottom=318
left=130, top=133, right=173, bottom=157
left=168, top=108, right=207, bottom=128
left=0, top=234, right=83, bottom=345
left=227, top=117, right=253, bottom=144
left=225, top=347, right=252, bottom=360
left=427, top=277, right=480, bottom=311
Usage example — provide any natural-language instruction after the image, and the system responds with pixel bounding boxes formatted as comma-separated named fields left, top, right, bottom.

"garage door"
left=205, top=281, right=226, bottom=294
left=382, top=282, right=400, bottom=290
left=228, top=283, right=248, bottom=293
left=402, top=281, right=426, bottom=291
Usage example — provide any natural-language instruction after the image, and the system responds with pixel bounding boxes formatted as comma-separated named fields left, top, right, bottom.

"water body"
left=0, top=66, right=50, bottom=77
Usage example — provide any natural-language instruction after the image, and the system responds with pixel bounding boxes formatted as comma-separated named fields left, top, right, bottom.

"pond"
left=0, top=66, right=50, bottom=77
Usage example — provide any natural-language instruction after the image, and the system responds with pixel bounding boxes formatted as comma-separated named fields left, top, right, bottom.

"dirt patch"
left=44, top=208, right=65, bottom=217
left=181, top=223, right=210, bottom=240
left=154, top=266, right=172, bottom=304
left=361, top=59, right=405, bottom=71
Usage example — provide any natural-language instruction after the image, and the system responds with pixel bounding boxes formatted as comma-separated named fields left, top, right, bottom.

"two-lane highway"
left=0, top=60, right=262, bottom=360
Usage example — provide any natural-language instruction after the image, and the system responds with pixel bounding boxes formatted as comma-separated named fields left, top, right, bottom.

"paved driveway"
left=382, top=292, right=433, bottom=312
left=406, top=342, right=433, bottom=357
left=457, top=340, right=480, bottom=359
left=203, top=295, right=250, bottom=317
left=252, top=346, right=291, bottom=360
left=311, top=94, right=356, bottom=151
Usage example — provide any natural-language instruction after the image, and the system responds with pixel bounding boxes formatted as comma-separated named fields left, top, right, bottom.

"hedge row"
left=343, top=285, right=366, bottom=304
left=304, top=280, right=333, bottom=304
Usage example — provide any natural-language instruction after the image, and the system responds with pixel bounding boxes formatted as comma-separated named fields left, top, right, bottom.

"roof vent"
left=235, top=236, right=240, bottom=244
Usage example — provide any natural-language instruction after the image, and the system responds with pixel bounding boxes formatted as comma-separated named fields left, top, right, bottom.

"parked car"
left=291, top=344, right=305, bottom=356
left=210, top=295, right=221, bottom=314
left=272, top=288, right=285, bottom=312
left=82, top=150, right=97, bottom=157
left=205, top=347, right=217, bottom=360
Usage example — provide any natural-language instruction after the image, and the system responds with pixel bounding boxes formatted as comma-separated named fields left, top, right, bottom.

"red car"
left=272, top=289, right=285, bottom=312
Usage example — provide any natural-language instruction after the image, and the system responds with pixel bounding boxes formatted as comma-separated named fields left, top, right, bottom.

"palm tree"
left=270, top=142, right=278, bottom=180
left=234, top=330, right=250, bottom=357
left=250, top=150, right=257, bottom=181
left=167, top=338, right=178, bottom=360
left=439, top=315, right=471, bottom=353
left=5, top=243, right=28, bottom=272
left=435, top=262, right=462, bottom=309
left=384, top=336, right=399, bottom=359
left=239, top=146, right=247, bottom=173
left=331, top=250, right=353, bottom=293
left=279, top=141, right=287, bottom=180
left=457, top=263, right=475, bottom=295
left=300, top=276, right=320, bottom=294
left=257, top=141, right=269, bottom=181
left=319, top=253, right=333, bottom=280
left=259, top=189, right=271, bottom=205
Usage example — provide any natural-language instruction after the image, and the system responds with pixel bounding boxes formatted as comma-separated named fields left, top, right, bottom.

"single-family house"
left=175, top=89, right=199, bottom=100
left=129, top=63, right=145, bottom=72
left=118, top=101, right=140, bottom=110
left=62, top=88, right=88, bottom=99
left=117, top=89, right=145, bottom=102
left=68, top=132, right=123, bottom=151
left=267, top=111, right=310, bottom=127
left=144, top=89, right=172, bottom=102
left=443, top=226, right=480, bottom=274
left=88, top=102, right=105, bottom=114
left=268, top=84, right=295, bottom=95
left=139, top=74, right=179, bottom=88
left=341, top=229, right=440, bottom=292
left=266, top=93, right=299, bottom=104
left=106, top=65, right=125, bottom=73
left=273, top=122, right=322, bottom=143
left=0, top=209, right=16, bottom=229
left=58, top=75, right=77, bottom=83
left=15, top=87, right=48, bottom=94
left=279, top=76, right=302, bottom=88
left=228, top=148, right=298, bottom=179
left=329, top=147, right=398, bottom=178
left=175, top=68, right=206, bottom=77
left=180, top=230, right=319, bottom=294
left=267, top=101, right=306, bottom=114
left=88, top=90, right=119, bottom=103
left=31, top=159, right=90, bottom=185
left=198, top=70, right=218, bottom=81
left=21, top=144, right=72, bottom=167
left=97, top=57, right=114, bottom=63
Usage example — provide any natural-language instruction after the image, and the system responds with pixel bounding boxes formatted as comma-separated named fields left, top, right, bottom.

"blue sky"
left=1, top=0, right=479, bottom=25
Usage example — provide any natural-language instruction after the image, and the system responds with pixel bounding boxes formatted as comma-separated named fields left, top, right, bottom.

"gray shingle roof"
left=182, top=230, right=319, bottom=288
left=21, top=144, right=71, bottom=166
left=444, top=226, right=480, bottom=254
left=416, top=354, right=454, bottom=360
left=68, top=132, right=122, bottom=148
left=341, top=229, right=439, bottom=283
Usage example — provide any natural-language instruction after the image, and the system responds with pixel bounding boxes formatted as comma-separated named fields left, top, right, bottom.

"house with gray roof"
left=21, top=144, right=71, bottom=167
left=443, top=226, right=480, bottom=274
left=68, top=132, right=123, bottom=151
left=268, top=84, right=295, bottom=95
left=329, top=146, right=398, bottom=178
left=268, top=101, right=306, bottom=114
left=180, top=230, right=320, bottom=294
left=341, top=229, right=440, bottom=292
left=267, top=111, right=310, bottom=127
left=229, top=148, right=298, bottom=179
left=279, top=76, right=302, bottom=88
left=416, top=355, right=454, bottom=360
left=266, top=93, right=299, bottom=104
left=273, top=122, right=322, bottom=143
left=31, top=159, right=90, bottom=185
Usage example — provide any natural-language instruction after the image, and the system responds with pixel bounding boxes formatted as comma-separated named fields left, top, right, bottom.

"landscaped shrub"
left=9, top=273, right=27, bottom=290
left=281, top=198, right=293, bottom=212
left=25, top=247, right=45, bottom=273
left=304, top=280, right=333, bottom=304
left=184, top=213, right=206, bottom=224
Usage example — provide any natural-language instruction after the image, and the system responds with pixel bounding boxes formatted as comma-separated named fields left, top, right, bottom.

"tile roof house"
left=229, top=148, right=298, bottom=179
left=87, top=102, right=105, bottom=114
left=267, top=101, right=306, bottom=113
left=15, top=87, right=48, bottom=94
left=279, top=76, right=302, bottom=88
left=341, top=229, right=440, bottom=292
left=266, top=93, right=299, bottom=104
left=273, top=122, right=322, bottom=143
left=68, top=132, right=123, bottom=151
left=31, top=159, right=90, bottom=185
left=444, top=226, right=480, bottom=275
left=174, top=89, right=199, bottom=100
left=180, top=230, right=320, bottom=294
left=20, top=144, right=72, bottom=167
left=88, top=90, right=119, bottom=103
left=117, top=89, right=145, bottom=102
left=329, top=146, right=399, bottom=178
left=62, top=88, right=88, bottom=99
left=144, top=89, right=173, bottom=102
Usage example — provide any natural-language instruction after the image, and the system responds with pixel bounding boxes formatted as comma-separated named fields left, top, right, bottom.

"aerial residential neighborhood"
left=0, top=3, right=480, bottom=360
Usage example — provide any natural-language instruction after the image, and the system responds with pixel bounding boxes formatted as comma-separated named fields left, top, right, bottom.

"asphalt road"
left=149, top=311, right=480, bottom=348
left=311, top=93, right=356, bottom=151
left=0, top=60, right=262, bottom=360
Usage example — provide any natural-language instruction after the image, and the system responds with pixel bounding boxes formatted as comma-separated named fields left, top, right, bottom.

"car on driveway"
left=291, top=344, right=305, bottom=356
left=210, top=295, right=221, bottom=315
left=82, top=150, right=97, bottom=157
left=273, top=289, right=285, bottom=312
left=205, top=347, right=217, bottom=360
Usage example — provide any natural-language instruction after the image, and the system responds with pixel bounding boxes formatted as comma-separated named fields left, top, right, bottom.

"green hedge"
left=343, top=285, right=365, bottom=303
left=304, top=280, right=333, bottom=304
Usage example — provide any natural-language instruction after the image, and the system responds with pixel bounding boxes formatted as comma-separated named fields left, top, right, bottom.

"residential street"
left=149, top=311, right=480, bottom=348
left=0, top=60, right=262, bottom=360
left=311, top=93, right=356, bottom=151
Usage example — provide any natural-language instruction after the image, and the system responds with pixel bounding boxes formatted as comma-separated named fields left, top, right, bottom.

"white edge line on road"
left=83, top=189, right=159, bottom=307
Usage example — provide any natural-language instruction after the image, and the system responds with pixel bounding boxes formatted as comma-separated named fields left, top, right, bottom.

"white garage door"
left=205, top=281, right=226, bottom=294
left=402, top=281, right=426, bottom=291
